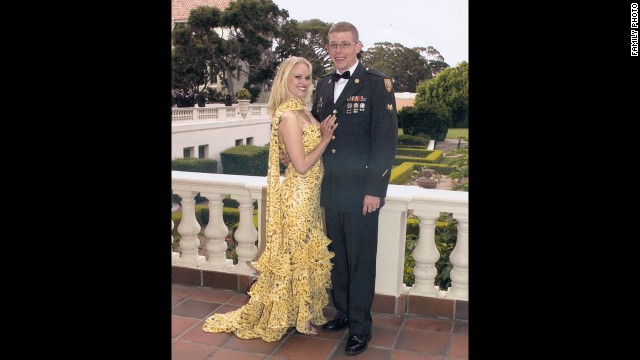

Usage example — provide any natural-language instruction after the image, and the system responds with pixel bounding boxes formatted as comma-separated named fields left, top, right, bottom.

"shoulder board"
left=364, top=67, right=389, bottom=78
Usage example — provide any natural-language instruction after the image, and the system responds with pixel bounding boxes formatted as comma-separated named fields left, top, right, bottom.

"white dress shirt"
left=334, top=62, right=359, bottom=102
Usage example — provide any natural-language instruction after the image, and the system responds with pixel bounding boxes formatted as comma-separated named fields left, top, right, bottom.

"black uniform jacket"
left=312, top=61, right=398, bottom=212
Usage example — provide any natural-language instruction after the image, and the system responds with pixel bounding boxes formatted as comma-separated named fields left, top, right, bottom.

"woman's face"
left=287, top=62, right=312, bottom=99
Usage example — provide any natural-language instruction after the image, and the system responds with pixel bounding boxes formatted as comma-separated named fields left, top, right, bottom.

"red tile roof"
left=172, top=0, right=232, bottom=24
left=396, top=98, right=415, bottom=111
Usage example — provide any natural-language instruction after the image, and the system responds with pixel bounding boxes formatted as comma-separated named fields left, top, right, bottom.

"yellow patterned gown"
left=202, top=98, right=334, bottom=342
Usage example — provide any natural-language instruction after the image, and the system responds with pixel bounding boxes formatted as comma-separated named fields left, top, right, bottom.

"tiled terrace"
left=171, top=283, right=468, bottom=360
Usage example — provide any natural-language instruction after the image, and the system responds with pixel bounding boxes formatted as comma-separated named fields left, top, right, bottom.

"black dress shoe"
left=321, top=316, right=349, bottom=331
left=345, top=333, right=371, bottom=356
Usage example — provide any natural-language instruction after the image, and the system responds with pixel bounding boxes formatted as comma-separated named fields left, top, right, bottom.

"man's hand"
left=362, top=195, right=381, bottom=215
left=279, top=150, right=291, bottom=166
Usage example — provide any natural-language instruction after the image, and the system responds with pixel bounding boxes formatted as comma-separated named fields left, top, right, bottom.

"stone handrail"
left=172, top=171, right=468, bottom=300
left=172, top=104, right=269, bottom=121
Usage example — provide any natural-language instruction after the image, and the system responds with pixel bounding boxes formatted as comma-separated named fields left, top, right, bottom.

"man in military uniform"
left=312, top=21, right=398, bottom=356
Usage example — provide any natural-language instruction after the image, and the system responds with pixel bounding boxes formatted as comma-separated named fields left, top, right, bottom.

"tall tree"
left=172, top=22, right=210, bottom=107
left=360, top=42, right=434, bottom=93
left=419, top=46, right=449, bottom=78
left=173, top=0, right=288, bottom=103
left=415, top=61, right=469, bottom=129
left=220, top=0, right=287, bottom=100
left=275, top=19, right=332, bottom=79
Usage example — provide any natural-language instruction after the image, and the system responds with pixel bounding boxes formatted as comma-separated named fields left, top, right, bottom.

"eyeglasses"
left=327, top=42, right=359, bottom=51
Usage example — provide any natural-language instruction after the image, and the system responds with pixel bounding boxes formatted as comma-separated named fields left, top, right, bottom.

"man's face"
left=327, top=31, right=362, bottom=73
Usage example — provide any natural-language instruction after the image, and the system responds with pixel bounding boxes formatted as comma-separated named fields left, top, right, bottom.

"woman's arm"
left=279, top=111, right=337, bottom=175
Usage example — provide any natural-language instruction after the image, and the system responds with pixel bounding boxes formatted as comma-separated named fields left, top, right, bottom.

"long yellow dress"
left=202, top=98, right=334, bottom=342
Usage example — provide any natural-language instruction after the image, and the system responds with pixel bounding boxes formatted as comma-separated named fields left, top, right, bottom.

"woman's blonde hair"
left=267, top=56, right=313, bottom=117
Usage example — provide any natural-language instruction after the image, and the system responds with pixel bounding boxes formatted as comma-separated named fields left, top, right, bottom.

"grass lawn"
left=398, top=128, right=469, bottom=140
left=445, top=128, right=468, bottom=140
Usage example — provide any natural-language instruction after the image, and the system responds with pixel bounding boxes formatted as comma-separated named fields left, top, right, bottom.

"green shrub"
left=396, top=148, right=431, bottom=157
left=223, top=197, right=239, bottom=208
left=171, top=158, right=217, bottom=173
left=221, top=145, right=269, bottom=176
left=389, top=162, right=415, bottom=185
left=424, top=150, right=443, bottom=163
left=398, top=134, right=430, bottom=146
left=236, top=88, right=252, bottom=100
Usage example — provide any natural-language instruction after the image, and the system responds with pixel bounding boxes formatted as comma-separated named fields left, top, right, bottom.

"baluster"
left=375, top=200, right=409, bottom=297
left=201, top=193, right=232, bottom=269
left=446, top=214, right=468, bottom=300
left=171, top=220, right=179, bottom=264
left=233, top=195, right=258, bottom=272
left=173, top=191, right=205, bottom=267
left=409, top=210, right=440, bottom=296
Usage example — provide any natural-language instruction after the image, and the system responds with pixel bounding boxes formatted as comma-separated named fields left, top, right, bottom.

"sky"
left=272, top=0, right=468, bottom=67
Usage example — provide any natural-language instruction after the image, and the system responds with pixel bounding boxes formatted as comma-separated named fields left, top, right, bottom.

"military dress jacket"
left=312, top=61, right=398, bottom=212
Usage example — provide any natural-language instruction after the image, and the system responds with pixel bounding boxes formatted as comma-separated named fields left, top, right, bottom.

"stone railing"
left=172, top=171, right=468, bottom=301
left=172, top=104, right=269, bottom=122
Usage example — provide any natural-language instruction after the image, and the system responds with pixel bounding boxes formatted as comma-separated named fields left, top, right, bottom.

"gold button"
left=331, top=135, right=336, bottom=140
left=331, top=149, right=336, bottom=154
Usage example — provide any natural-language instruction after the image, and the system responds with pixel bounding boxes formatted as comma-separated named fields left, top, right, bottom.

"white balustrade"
left=171, top=171, right=468, bottom=300
left=172, top=104, right=258, bottom=122
left=447, top=213, right=469, bottom=300
left=375, top=197, right=410, bottom=296
left=409, top=210, right=441, bottom=296
left=197, top=107, right=218, bottom=120
left=172, top=108, right=193, bottom=122
left=409, top=189, right=469, bottom=300
left=173, top=190, right=206, bottom=267
left=233, top=194, right=259, bottom=273
left=200, top=193, right=232, bottom=270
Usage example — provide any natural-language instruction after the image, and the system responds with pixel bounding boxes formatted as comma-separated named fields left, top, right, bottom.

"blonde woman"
left=203, top=57, right=337, bottom=341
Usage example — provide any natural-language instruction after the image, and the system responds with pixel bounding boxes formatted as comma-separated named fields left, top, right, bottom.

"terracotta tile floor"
left=172, top=283, right=468, bottom=360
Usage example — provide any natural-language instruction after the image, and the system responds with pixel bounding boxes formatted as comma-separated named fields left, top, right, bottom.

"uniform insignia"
left=355, top=79, right=360, bottom=84
left=387, top=104, right=393, bottom=111
left=384, top=78, right=392, bottom=93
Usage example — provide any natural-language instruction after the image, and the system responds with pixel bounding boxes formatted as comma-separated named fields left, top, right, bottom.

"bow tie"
left=332, top=71, right=351, bottom=82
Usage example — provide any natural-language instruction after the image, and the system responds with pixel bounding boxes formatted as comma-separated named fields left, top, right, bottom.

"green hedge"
left=171, top=158, right=217, bottom=173
left=398, top=134, right=430, bottom=146
left=396, top=147, right=432, bottom=157
left=390, top=162, right=454, bottom=184
left=389, top=162, right=415, bottom=185
left=424, top=150, right=443, bottom=163
left=221, top=145, right=268, bottom=176
left=393, top=150, right=444, bottom=166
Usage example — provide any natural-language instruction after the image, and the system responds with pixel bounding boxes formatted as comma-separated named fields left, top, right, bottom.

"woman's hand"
left=319, top=113, right=338, bottom=141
